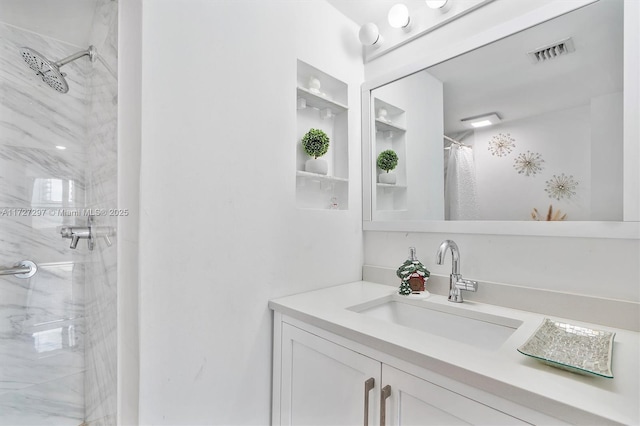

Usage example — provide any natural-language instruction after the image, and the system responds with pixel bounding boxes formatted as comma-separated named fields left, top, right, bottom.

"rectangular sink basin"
left=350, top=298, right=522, bottom=351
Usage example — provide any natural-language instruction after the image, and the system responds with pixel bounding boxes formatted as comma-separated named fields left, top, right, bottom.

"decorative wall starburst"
left=513, top=151, right=544, bottom=176
left=545, top=173, right=578, bottom=200
left=488, top=133, right=515, bottom=157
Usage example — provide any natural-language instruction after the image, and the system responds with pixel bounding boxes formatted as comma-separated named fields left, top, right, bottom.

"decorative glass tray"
left=517, top=318, right=615, bottom=378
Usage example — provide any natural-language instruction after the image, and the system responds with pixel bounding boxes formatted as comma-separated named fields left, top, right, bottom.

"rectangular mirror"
left=362, top=0, right=639, bottom=238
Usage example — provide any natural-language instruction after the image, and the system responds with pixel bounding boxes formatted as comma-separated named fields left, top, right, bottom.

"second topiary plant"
left=377, top=149, right=398, bottom=184
left=302, top=128, right=330, bottom=175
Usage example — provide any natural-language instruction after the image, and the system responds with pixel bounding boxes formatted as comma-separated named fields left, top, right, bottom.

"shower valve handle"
left=61, top=226, right=92, bottom=249
left=61, top=222, right=115, bottom=250
left=70, top=234, right=80, bottom=249
left=93, top=227, right=113, bottom=247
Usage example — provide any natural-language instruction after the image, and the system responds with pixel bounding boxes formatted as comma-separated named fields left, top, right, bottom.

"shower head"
left=19, top=46, right=96, bottom=93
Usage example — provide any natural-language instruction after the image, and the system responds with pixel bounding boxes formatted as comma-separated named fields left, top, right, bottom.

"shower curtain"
left=445, top=144, right=480, bottom=220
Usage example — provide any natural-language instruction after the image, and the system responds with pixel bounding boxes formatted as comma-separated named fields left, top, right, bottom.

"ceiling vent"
left=528, top=37, right=575, bottom=63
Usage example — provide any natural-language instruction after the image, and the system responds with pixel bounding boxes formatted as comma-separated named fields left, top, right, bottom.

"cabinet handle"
left=380, top=384, right=391, bottom=426
left=363, top=377, right=375, bottom=426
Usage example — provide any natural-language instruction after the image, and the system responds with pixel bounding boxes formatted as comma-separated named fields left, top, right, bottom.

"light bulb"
left=358, top=23, right=382, bottom=46
left=388, top=4, right=410, bottom=29
left=426, top=0, right=448, bottom=9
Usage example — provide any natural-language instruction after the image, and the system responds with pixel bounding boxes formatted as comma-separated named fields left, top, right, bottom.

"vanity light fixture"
left=388, top=4, right=411, bottom=29
left=460, top=113, right=501, bottom=128
left=359, top=23, right=383, bottom=46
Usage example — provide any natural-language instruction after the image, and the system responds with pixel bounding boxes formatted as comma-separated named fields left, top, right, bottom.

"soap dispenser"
left=396, top=247, right=430, bottom=297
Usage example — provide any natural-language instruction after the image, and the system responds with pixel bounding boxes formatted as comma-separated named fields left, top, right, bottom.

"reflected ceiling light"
left=55, top=145, right=67, bottom=150
left=359, top=23, right=383, bottom=46
left=388, top=4, right=411, bottom=29
left=426, top=0, right=450, bottom=10
left=460, top=113, right=501, bottom=128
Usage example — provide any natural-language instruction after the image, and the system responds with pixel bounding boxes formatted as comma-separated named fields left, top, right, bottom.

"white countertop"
left=269, top=281, right=640, bottom=425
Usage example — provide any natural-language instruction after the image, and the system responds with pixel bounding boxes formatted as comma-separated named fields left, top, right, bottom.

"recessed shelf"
left=296, top=59, right=349, bottom=211
left=377, top=183, right=407, bottom=189
left=375, top=119, right=406, bottom=134
left=297, top=87, right=348, bottom=114
left=297, top=170, right=348, bottom=183
left=374, top=97, right=407, bottom=212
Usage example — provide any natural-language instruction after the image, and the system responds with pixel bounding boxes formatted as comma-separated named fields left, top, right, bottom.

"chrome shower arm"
left=55, top=46, right=96, bottom=68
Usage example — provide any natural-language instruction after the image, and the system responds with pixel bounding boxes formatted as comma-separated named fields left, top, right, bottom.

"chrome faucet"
left=436, top=240, right=478, bottom=303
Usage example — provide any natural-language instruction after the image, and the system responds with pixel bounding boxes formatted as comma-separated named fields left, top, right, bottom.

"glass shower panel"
left=0, top=0, right=118, bottom=424
left=0, top=20, right=87, bottom=424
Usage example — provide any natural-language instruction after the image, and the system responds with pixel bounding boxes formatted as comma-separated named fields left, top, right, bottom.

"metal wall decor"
left=513, top=151, right=545, bottom=176
left=544, top=173, right=579, bottom=200
left=487, top=133, right=515, bottom=157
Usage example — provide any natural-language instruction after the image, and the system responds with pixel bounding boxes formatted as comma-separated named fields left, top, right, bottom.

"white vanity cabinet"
left=273, top=318, right=536, bottom=426
left=277, top=323, right=380, bottom=426
left=271, top=282, right=639, bottom=425
left=382, top=364, right=527, bottom=426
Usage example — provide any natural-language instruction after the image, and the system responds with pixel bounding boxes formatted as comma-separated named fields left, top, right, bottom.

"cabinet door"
left=381, top=365, right=528, bottom=426
left=279, top=323, right=380, bottom=426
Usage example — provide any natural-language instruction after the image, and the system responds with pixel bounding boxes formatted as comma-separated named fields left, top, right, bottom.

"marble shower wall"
left=0, top=22, right=89, bottom=425
left=84, top=0, right=118, bottom=424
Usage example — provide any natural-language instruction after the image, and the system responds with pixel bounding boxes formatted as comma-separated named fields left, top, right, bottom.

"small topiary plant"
left=302, top=128, right=330, bottom=159
left=377, top=149, right=398, bottom=173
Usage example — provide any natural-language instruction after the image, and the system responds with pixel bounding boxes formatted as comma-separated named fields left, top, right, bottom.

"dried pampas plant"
left=531, top=204, right=567, bottom=221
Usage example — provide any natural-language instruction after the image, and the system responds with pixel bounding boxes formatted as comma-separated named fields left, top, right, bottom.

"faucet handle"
left=455, top=278, right=478, bottom=292
left=92, top=226, right=114, bottom=247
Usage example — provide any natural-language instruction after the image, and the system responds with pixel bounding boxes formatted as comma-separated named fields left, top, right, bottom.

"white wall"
left=363, top=0, right=640, bottom=304
left=591, top=92, right=624, bottom=220
left=623, top=0, right=640, bottom=221
left=117, top=0, right=141, bottom=424
left=466, top=94, right=623, bottom=222
left=474, top=104, right=592, bottom=221
left=0, top=0, right=99, bottom=47
left=138, top=1, right=363, bottom=424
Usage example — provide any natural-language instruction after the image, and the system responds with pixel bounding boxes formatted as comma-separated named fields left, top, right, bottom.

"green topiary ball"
left=302, top=128, right=330, bottom=159
left=377, top=149, right=398, bottom=172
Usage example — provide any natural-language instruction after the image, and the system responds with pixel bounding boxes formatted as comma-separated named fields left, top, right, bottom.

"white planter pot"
left=378, top=172, right=396, bottom=184
left=305, top=158, right=328, bottom=175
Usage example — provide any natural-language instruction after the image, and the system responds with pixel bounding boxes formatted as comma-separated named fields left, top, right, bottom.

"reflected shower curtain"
left=445, top=144, right=480, bottom=220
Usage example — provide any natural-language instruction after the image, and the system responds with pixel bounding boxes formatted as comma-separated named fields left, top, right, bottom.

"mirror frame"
left=362, top=0, right=639, bottom=239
